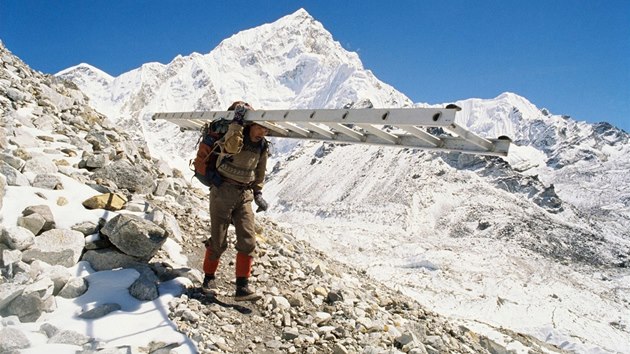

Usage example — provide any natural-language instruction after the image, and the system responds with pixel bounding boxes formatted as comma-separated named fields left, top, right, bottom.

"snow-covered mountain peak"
left=55, top=62, right=114, bottom=81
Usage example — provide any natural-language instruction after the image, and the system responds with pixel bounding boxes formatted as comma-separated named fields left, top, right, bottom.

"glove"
left=254, top=192, right=268, bottom=213
left=232, top=104, right=249, bottom=125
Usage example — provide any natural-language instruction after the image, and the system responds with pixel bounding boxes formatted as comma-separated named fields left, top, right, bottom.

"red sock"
left=235, top=252, right=253, bottom=278
left=203, top=248, right=220, bottom=275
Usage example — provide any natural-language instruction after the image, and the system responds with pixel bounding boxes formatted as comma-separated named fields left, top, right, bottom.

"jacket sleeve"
left=220, top=123, right=244, bottom=154
left=252, top=147, right=268, bottom=193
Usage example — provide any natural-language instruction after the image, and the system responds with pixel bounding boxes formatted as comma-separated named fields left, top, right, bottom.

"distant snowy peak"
left=56, top=63, right=114, bottom=85
left=454, top=92, right=628, bottom=145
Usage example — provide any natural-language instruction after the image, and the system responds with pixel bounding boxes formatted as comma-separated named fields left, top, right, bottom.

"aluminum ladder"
left=152, top=106, right=511, bottom=156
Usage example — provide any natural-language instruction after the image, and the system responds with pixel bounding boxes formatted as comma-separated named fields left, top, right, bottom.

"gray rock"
left=2, top=248, right=22, bottom=265
left=71, top=220, right=99, bottom=235
left=5, top=87, right=30, bottom=102
left=129, top=270, right=159, bottom=301
left=2, top=226, right=35, bottom=251
left=22, top=154, right=58, bottom=174
left=153, top=179, right=169, bottom=196
left=271, top=296, right=291, bottom=310
left=22, top=229, right=84, bottom=266
left=58, top=276, right=88, bottom=298
left=81, top=248, right=143, bottom=271
left=0, top=327, right=31, bottom=352
left=0, top=152, right=26, bottom=170
left=91, top=159, right=154, bottom=193
left=78, top=303, right=122, bottom=319
left=17, top=213, right=47, bottom=235
left=9, top=129, right=39, bottom=148
left=0, top=160, right=30, bottom=186
left=101, top=214, right=167, bottom=260
left=48, top=329, right=91, bottom=346
left=39, top=264, right=72, bottom=295
left=22, top=204, right=56, bottom=231
left=85, top=153, right=109, bottom=168
left=0, top=283, right=24, bottom=311
left=84, top=131, right=112, bottom=151
left=32, top=114, right=58, bottom=130
left=5, top=278, right=55, bottom=322
left=32, top=173, right=64, bottom=189
left=40, top=322, right=60, bottom=337
left=0, top=174, right=5, bottom=210
left=0, top=127, right=7, bottom=150
left=282, top=327, right=300, bottom=340
left=147, top=208, right=183, bottom=242
left=155, top=160, right=172, bottom=177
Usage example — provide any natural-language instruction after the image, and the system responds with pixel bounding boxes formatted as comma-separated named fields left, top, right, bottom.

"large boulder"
left=81, top=248, right=143, bottom=271
left=4, top=278, right=55, bottom=322
left=1, top=226, right=35, bottom=251
left=22, top=229, right=84, bottom=267
left=0, top=327, right=31, bottom=352
left=91, top=159, right=154, bottom=193
left=100, top=214, right=167, bottom=261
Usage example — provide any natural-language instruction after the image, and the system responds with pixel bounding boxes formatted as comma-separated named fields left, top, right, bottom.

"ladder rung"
left=331, top=123, right=365, bottom=142
left=401, top=126, right=442, bottom=147
left=304, top=122, right=334, bottom=139
left=275, top=122, right=311, bottom=138
left=445, top=123, right=494, bottom=151
left=356, top=124, right=399, bottom=144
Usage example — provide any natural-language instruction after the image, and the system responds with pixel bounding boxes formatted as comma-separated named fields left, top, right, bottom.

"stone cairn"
left=0, top=42, right=562, bottom=353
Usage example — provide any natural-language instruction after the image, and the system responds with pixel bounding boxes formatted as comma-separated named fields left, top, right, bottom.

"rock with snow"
left=78, top=303, right=122, bottom=320
left=0, top=160, right=30, bottom=186
left=47, top=329, right=91, bottom=346
left=17, top=212, right=47, bottom=235
left=0, top=327, right=31, bottom=352
left=81, top=248, right=144, bottom=271
left=22, top=229, right=85, bottom=267
left=57, top=276, right=88, bottom=299
left=1, top=226, right=35, bottom=251
left=21, top=205, right=56, bottom=232
left=100, top=214, right=167, bottom=260
left=4, top=278, right=55, bottom=322
left=91, top=159, right=154, bottom=193
left=32, top=173, right=64, bottom=189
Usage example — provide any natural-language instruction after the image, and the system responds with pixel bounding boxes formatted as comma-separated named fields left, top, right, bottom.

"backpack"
left=191, top=119, right=231, bottom=187
left=191, top=119, right=269, bottom=188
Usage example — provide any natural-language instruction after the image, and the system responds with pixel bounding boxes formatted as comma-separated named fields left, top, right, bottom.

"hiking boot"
left=234, top=277, right=261, bottom=302
left=202, top=274, right=217, bottom=295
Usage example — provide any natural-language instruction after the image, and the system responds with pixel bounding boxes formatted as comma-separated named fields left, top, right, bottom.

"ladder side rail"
left=444, top=123, right=495, bottom=152
left=253, top=108, right=457, bottom=126
left=154, top=108, right=458, bottom=127
left=266, top=134, right=509, bottom=156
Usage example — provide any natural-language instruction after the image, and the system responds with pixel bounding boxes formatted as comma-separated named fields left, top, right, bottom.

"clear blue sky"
left=1, top=0, right=629, bottom=132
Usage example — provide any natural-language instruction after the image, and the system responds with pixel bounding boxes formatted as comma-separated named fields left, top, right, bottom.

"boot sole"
left=234, top=294, right=262, bottom=302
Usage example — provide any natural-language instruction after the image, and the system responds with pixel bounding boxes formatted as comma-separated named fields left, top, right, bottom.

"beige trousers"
left=207, top=183, right=257, bottom=260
